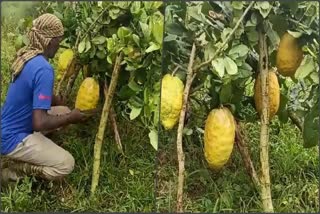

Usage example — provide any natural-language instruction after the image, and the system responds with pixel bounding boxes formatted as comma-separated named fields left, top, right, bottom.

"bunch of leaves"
left=38, top=1, right=164, bottom=150
left=163, top=1, right=319, bottom=148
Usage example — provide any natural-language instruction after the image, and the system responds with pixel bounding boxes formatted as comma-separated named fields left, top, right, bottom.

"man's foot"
left=0, top=168, right=20, bottom=193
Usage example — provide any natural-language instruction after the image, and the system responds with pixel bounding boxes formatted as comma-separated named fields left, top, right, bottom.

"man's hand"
left=68, top=108, right=98, bottom=123
left=32, top=108, right=98, bottom=132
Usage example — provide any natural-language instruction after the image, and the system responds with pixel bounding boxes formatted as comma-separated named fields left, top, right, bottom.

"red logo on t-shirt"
left=38, top=93, right=51, bottom=100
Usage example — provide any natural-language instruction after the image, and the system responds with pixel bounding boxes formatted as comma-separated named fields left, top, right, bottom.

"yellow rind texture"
left=160, top=74, right=184, bottom=130
left=75, top=77, right=100, bottom=111
left=254, top=71, right=280, bottom=120
left=58, top=49, right=74, bottom=72
left=276, top=32, right=303, bottom=77
left=204, top=107, right=235, bottom=170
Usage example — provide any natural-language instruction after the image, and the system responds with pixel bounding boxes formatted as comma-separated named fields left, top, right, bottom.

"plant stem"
left=103, top=82, right=124, bottom=155
left=193, top=1, right=255, bottom=72
left=91, top=52, right=123, bottom=195
left=235, top=121, right=261, bottom=190
left=288, top=110, right=303, bottom=132
left=176, top=43, right=196, bottom=213
left=64, top=63, right=81, bottom=100
left=258, top=27, right=274, bottom=212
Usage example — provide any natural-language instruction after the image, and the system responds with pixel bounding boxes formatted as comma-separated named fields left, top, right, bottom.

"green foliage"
left=163, top=1, right=319, bottom=148
left=15, top=1, right=164, bottom=149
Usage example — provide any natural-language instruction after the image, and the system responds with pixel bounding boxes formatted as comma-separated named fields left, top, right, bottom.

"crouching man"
left=1, top=13, right=96, bottom=187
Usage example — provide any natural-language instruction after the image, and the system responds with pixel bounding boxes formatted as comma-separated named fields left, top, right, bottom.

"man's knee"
left=43, top=152, right=75, bottom=179
left=60, top=152, right=75, bottom=175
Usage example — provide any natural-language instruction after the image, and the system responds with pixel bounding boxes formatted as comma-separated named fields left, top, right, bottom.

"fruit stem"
left=90, top=52, right=123, bottom=195
left=176, top=43, right=196, bottom=213
left=171, top=65, right=181, bottom=76
left=258, top=27, right=274, bottom=212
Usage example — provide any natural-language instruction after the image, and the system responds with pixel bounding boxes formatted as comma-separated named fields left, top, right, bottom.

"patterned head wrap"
left=11, top=13, right=64, bottom=81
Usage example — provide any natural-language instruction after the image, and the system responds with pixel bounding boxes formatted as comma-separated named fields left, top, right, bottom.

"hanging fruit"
left=204, top=107, right=236, bottom=170
left=75, top=77, right=100, bottom=111
left=160, top=74, right=184, bottom=130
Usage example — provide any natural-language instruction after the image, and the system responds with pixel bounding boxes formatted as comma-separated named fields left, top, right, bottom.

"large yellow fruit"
left=276, top=32, right=303, bottom=77
left=58, top=49, right=74, bottom=71
left=57, top=49, right=75, bottom=78
left=160, top=74, right=184, bottom=130
left=75, top=77, right=100, bottom=111
left=204, top=107, right=235, bottom=170
left=254, top=70, right=280, bottom=119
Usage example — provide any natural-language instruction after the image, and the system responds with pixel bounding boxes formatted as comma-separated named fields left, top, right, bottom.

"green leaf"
left=132, top=34, right=140, bottom=46
left=140, top=21, right=151, bottom=40
left=85, top=41, right=91, bottom=53
left=130, top=107, right=142, bottom=120
left=303, top=103, right=319, bottom=148
left=220, top=82, right=233, bottom=104
left=228, top=44, right=249, bottom=59
left=148, top=129, right=158, bottom=151
left=130, top=1, right=141, bottom=14
left=150, top=12, right=164, bottom=45
left=96, top=50, right=106, bottom=59
left=245, top=13, right=258, bottom=27
left=310, top=72, right=319, bottom=84
left=183, top=128, right=193, bottom=136
left=107, top=37, right=117, bottom=52
left=187, top=4, right=204, bottom=22
left=146, top=42, right=160, bottom=53
left=117, top=26, right=132, bottom=42
left=287, top=30, right=303, bottom=38
left=212, top=58, right=225, bottom=78
left=231, top=1, right=244, bottom=10
left=254, top=2, right=272, bottom=18
left=295, top=56, right=315, bottom=79
left=92, top=36, right=106, bottom=45
left=78, top=40, right=86, bottom=53
left=221, top=28, right=232, bottom=43
left=164, top=34, right=177, bottom=42
left=129, top=169, right=134, bottom=176
left=118, top=85, right=136, bottom=100
left=277, top=93, right=289, bottom=123
left=128, top=79, right=142, bottom=92
left=224, top=57, right=238, bottom=75
left=269, top=15, right=289, bottom=37
left=247, top=27, right=258, bottom=43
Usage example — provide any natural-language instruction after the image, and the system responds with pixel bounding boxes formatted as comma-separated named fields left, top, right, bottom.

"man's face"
left=46, top=36, right=63, bottom=58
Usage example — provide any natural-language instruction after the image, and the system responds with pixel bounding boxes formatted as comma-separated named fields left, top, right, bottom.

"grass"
left=1, top=15, right=156, bottom=212
left=1, top=119, right=156, bottom=212
left=156, top=108, right=319, bottom=213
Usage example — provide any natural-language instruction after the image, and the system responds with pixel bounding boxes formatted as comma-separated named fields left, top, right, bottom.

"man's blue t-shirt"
left=1, top=55, right=54, bottom=155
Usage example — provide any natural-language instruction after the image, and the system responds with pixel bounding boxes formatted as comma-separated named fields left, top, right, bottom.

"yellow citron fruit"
left=254, top=70, right=280, bottom=120
left=160, top=74, right=184, bottom=130
left=58, top=49, right=74, bottom=71
left=57, top=49, right=75, bottom=79
left=204, top=107, right=235, bottom=170
left=75, top=77, right=100, bottom=111
left=276, top=32, right=303, bottom=77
